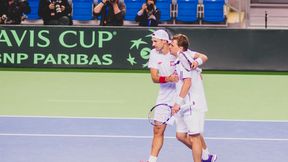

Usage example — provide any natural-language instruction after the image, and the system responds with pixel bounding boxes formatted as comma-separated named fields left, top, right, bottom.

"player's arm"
left=178, top=78, right=191, bottom=98
left=195, top=52, right=208, bottom=64
left=150, top=68, right=178, bottom=83
left=191, top=52, right=208, bottom=69
left=172, top=78, right=191, bottom=114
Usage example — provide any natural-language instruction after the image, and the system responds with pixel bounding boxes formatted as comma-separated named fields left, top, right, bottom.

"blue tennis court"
left=1, top=116, right=287, bottom=162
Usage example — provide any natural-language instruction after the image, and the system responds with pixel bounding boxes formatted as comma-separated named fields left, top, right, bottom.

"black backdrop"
left=0, top=26, right=287, bottom=71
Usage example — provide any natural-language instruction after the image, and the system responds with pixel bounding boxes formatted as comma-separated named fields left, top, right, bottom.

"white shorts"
left=175, top=110, right=205, bottom=135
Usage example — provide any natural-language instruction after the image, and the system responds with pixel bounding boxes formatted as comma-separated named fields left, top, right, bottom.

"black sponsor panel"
left=0, top=26, right=154, bottom=69
left=1, top=26, right=288, bottom=71
left=167, top=28, right=288, bottom=71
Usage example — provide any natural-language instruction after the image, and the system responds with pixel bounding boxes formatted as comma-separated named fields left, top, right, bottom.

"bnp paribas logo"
left=126, top=29, right=155, bottom=68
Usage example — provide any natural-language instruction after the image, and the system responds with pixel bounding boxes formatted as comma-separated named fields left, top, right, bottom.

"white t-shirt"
left=148, top=49, right=176, bottom=105
left=174, top=50, right=208, bottom=112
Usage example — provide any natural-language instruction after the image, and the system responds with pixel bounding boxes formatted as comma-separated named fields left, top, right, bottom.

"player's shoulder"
left=167, top=52, right=175, bottom=57
left=149, top=49, right=158, bottom=58
left=186, top=49, right=198, bottom=55
left=150, top=49, right=158, bottom=54
left=150, top=49, right=163, bottom=58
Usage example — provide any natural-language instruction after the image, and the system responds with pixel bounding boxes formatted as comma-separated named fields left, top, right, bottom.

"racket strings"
left=148, top=105, right=172, bottom=126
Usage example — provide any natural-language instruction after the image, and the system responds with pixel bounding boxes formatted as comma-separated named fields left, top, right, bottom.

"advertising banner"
left=0, top=26, right=154, bottom=70
left=1, top=26, right=288, bottom=71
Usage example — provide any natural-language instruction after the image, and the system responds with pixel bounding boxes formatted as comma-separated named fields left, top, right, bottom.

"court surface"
left=1, top=71, right=288, bottom=162
left=1, top=116, right=288, bottom=162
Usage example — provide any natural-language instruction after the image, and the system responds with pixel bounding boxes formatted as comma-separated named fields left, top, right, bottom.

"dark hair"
left=172, top=34, right=189, bottom=51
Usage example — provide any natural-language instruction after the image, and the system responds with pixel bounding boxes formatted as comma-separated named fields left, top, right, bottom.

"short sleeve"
left=148, top=49, right=159, bottom=69
left=187, top=50, right=197, bottom=59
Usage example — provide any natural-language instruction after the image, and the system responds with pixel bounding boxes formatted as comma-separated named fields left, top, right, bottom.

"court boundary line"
left=0, top=133, right=287, bottom=141
left=0, top=115, right=287, bottom=123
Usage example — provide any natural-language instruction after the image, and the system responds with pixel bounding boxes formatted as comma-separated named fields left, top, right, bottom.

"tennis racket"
left=148, top=103, right=192, bottom=126
left=148, top=103, right=172, bottom=126
left=178, top=51, right=202, bottom=73
left=178, top=51, right=194, bottom=72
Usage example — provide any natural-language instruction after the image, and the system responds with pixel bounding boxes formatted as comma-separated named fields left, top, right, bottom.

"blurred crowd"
left=0, top=0, right=31, bottom=24
left=0, top=0, right=160, bottom=26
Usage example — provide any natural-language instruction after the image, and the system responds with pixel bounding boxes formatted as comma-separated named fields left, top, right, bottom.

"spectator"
left=0, top=0, right=31, bottom=24
left=38, top=0, right=72, bottom=25
left=135, top=0, right=160, bottom=27
left=93, top=0, right=126, bottom=26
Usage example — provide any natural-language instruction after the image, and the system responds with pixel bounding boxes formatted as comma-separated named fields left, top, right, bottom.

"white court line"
left=0, top=115, right=288, bottom=123
left=0, top=133, right=288, bottom=141
left=48, top=99, right=125, bottom=104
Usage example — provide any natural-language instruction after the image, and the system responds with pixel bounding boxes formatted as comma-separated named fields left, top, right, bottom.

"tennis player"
left=169, top=33, right=217, bottom=162
left=145, top=29, right=177, bottom=162
left=145, top=30, right=215, bottom=162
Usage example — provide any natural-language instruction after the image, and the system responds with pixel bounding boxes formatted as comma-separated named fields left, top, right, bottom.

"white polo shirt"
left=148, top=49, right=176, bottom=105
left=174, top=50, right=208, bottom=112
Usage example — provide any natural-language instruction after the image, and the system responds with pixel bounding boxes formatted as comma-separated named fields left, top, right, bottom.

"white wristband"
left=175, top=96, right=185, bottom=106
left=195, top=58, right=203, bottom=66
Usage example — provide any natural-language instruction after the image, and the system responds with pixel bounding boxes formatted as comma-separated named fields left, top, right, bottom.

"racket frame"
left=148, top=103, right=173, bottom=126
left=179, top=51, right=194, bottom=72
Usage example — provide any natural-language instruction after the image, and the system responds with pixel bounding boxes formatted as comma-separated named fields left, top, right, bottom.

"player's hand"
left=172, top=104, right=180, bottom=115
left=191, top=61, right=199, bottom=69
left=167, top=73, right=179, bottom=83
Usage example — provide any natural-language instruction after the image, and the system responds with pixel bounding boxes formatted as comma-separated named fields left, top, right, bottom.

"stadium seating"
left=23, top=0, right=229, bottom=25
left=176, top=0, right=198, bottom=23
left=26, top=0, right=39, bottom=20
left=125, top=0, right=143, bottom=21
left=156, top=0, right=173, bottom=21
left=202, top=0, right=225, bottom=23
left=72, top=0, right=94, bottom=20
